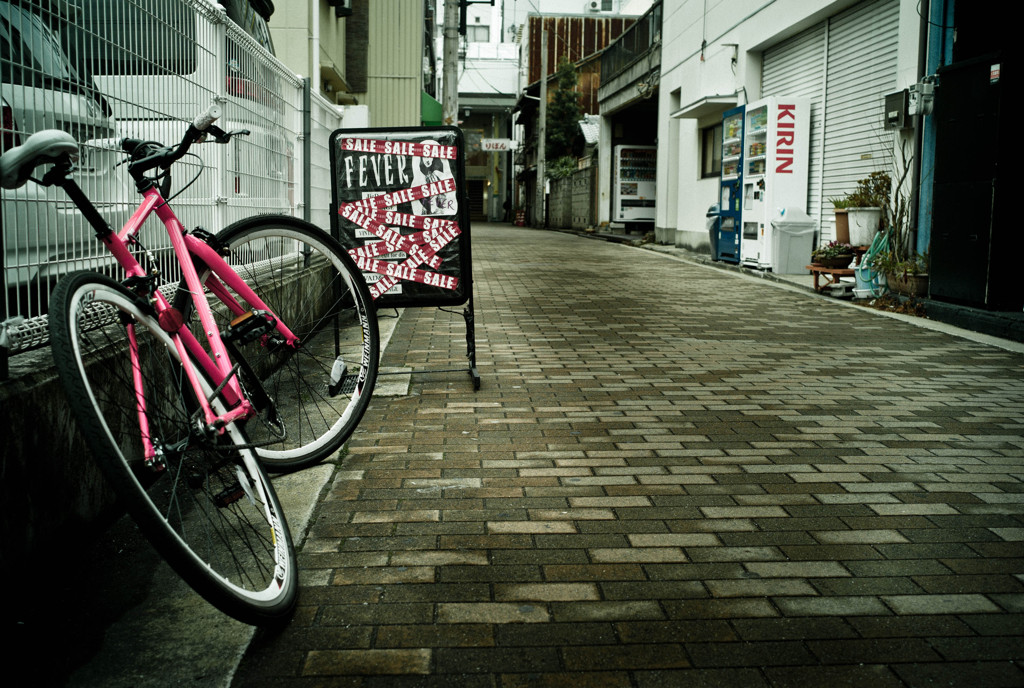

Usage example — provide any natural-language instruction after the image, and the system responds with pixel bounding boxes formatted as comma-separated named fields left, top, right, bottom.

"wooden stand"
left=806, top=265, right=855, bottom=294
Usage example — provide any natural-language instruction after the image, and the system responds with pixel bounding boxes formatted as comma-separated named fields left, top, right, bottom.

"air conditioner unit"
left=329, top=0, right=353, bottom=18
left=585, top=1, right=601, bottom=12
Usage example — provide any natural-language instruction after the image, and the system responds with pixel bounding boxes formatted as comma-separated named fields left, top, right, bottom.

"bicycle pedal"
left=215, top=466, right=257, bottom=508
left=222, top=309, right=277, bottom=344
left=214, top=483, right=246, bottom=507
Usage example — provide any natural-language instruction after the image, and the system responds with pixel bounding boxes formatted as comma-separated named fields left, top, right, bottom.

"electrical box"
left=884, top=90, right=910, bottom=130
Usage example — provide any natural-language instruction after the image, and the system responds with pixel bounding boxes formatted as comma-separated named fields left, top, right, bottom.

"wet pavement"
left=65, top=223, right=1024, bottom=686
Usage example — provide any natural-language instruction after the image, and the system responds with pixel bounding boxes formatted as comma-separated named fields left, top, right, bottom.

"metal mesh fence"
left=1, top=0, right=342, bottom=365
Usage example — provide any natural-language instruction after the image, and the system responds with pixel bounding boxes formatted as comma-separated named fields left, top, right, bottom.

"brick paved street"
left=234, top=224, right=1024, bottom=687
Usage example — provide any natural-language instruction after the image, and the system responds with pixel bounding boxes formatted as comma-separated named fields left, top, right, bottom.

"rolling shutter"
left=762, top=0, right=899, bottom=241
left=763, top=24, right=827, bottom=229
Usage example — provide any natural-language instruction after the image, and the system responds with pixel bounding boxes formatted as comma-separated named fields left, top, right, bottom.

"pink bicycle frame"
left=102, top=186, right=300, bottom=462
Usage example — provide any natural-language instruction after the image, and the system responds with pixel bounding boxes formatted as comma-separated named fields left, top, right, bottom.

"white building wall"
left=657, top=0, right=922, bottom=250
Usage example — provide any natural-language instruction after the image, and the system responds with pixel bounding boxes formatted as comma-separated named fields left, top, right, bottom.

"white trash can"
left=771, top=208, right=817, bottom=274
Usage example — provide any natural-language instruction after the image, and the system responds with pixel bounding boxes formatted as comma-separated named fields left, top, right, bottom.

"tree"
left=545, top=58, right=582, bottom=162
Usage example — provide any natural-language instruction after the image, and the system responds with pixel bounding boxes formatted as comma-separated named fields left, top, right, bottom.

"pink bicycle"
left=0, top=104, right=379, bottom=623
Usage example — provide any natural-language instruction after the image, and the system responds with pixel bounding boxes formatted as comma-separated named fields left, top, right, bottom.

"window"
left=467, top=23, right=488, bottom=42
left=701, top=123, right=722, bottom=178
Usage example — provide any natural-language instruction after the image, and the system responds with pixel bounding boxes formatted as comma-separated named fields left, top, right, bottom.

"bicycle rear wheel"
left=48, top=272, right=297, bottom=625
left=207, top=215, right=379, bottom=472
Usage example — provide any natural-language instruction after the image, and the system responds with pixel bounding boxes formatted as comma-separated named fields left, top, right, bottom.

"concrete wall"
left=0, top=262, right=325, bottom=575
left=0, top=349, right=117, bottom=573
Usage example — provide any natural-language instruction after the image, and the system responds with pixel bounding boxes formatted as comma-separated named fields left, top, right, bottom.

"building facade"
left=272, top=0, right=433, bottom=127
left=655, top=0, right=1014, bottom=311
left=657, top=0, right=916, bottom=252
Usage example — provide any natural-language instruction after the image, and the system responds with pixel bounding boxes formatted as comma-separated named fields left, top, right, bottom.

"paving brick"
left=881, top=594, right=1002, bottom=614
left=550, top=600, right=666, bottom=623
left=731, top=616, right=858, bottom=641
left=319, top=602, right=435, bottom=626
left=847, top=614, right=975, bottom=638
left=436, top=603, right=550, bottom=624
left=494, top=622, right=618, bottom=648
left=434, top=646, right=561, bottom=673
left=561, top=644, right=690, bottom=671
left=892, top=660, right=1024, bottom=688
left=685, top=546, right=786, bottom=562
left=486, top=521, right=576, bottom=534
left=663, top=598, right=780, bottom=619
left=493, top=583, right=600, bottom=602
left=375, top=624, right=495, bottom=648
left=744, top=561, right=851, bottom=578
left=501, top=672, right=632, bottom=688
left=589, top=547, right=688, bottom=563
left=706, top=578, right=818, bottom=598
left=811, top=577, right=924, bottom=596
left=303, top=649, right=431, bottom=676
left=811, top=529, right=910, bottom=544
left=763, top=664, right=904, bottom=688
left=331, top=566, right=435, bottom=586
left=773, top=595, right=891, bottom=617
left=686, top=640, right=817, bottom=668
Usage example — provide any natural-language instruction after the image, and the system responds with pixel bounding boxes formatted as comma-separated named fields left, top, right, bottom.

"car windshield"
left=1, top=2, right=79, bottom=86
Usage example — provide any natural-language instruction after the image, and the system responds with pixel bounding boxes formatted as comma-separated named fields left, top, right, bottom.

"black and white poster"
left=330, top=127, right=471, bottom=309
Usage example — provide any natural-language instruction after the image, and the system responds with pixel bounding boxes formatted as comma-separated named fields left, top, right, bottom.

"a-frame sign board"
left=329, top=126, right=479, bottom=390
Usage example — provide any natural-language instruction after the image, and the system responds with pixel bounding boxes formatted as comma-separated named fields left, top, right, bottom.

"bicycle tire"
left=205, top=215, right=380, bottom=472
left=48, top=271, right=298, bottom=625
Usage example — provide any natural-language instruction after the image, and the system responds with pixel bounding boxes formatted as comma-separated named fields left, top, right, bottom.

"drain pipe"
left=910, top=0, right=930, bottom=256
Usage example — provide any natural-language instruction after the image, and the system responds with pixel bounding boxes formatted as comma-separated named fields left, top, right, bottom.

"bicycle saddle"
left=0, top=129, right=79, bottom=190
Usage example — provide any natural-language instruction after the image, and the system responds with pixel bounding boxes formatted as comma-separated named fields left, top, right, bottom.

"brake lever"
left=205, top=125, right=251, bottom=144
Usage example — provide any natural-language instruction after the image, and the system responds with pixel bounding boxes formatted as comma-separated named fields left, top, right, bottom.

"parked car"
left=2, top=0, right=127, bottom=314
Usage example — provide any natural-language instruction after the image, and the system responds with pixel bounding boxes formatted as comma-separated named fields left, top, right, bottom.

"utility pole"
left=442, top=0, right=460, bottom=125
left=535, top=24, right=547, bottom=227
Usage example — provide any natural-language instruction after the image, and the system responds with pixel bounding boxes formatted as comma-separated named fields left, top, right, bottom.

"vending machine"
left=613, top=145, right=656, bottom=224
left=738, top=97, right=810, bottom=269
left=716, top=106, right=745, bottom=263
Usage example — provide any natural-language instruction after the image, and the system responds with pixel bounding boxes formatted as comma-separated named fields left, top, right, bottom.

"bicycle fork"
left=125, top=321, right=163, bottom=471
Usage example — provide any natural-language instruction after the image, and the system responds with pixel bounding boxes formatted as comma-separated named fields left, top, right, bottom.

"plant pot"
left=886, top=272, right=929, bottom=297
left=847, top=207, right=882, bottom=245
left=833, top=208, right=850, bottom=244
left=854, top=264, right=883, bottom=297
left=814, top=255, right=854, bottom=269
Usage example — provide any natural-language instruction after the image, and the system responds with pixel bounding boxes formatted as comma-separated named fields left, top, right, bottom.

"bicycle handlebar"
left=122, top=102, right=230, bottom=181
left=192, top=102, right=223, bottom=131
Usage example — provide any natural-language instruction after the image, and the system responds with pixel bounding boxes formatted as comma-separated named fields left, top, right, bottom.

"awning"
left=671, top=95, right=739, bottom=120
left=421, top=91, right=443, bottom=126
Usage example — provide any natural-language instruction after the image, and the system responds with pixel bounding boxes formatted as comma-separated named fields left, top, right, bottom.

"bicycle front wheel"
left=48, top=272, right=298, bottom=625
left=210, top=215, right=380, bottom=472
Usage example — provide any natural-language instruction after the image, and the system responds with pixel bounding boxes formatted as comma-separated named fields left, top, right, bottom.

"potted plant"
left=875, top=251, right=929, bottom=297
left=811, top=240, right=855, bottom=269
left=828, top=196, right=851, bottom=245
left=866, top=140, right=929, bottom=297
left=844, top=171, right=889, bottom=246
